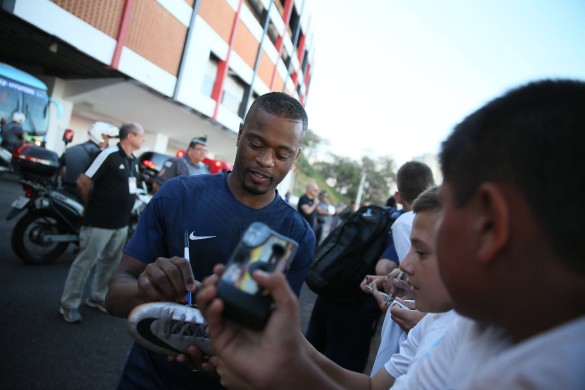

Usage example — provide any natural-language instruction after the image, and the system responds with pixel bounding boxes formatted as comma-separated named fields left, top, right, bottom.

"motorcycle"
left=7, top=146, right=82, bottom=264
left=0, top=145, right=13, bottom=174
left=8, top=178, right=83, bottom=264
left=0, top=118, right=9, bottom=173
left=7, top=143, right=152, bottom=265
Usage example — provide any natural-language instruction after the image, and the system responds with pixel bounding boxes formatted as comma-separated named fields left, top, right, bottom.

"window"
left=222, top=70, right=246, bottom=116
left=202, top=53, right=219, bottom=96
left=266, top=20, right=279, bottom=46
left=245, top=0, right=266, bottom=24
left=282, top=49, right=291, bottom=68
left=301, top=49, right=309, bottom=73
left=289, top=6, right=300, bottom=43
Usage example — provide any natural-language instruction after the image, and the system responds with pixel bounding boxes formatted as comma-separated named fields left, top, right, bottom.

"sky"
left=304, top=0, right=585, bottom=168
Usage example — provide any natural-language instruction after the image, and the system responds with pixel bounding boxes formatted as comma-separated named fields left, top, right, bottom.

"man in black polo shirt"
left=59, top=122, right=145, bottom=323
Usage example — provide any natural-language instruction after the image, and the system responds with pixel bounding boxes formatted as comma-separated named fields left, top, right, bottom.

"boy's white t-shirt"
left=391, top=211, right=414, bottom=262
left=392, top=314, right=585, bottom=389
left=371, top=211, right=415, bottom=375
left=384, top=310, right=457, bottom=379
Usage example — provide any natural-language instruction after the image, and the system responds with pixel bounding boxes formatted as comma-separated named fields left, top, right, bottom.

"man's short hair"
left=119, top=123, right=139, bottom=140
left=244, top=92, right=308, bottom=135
left=440, top=79, right=585, bottom=274
left=396, top=161, right=435, bottom=204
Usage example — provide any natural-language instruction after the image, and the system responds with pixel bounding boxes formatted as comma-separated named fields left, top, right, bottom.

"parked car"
left=137, top=151, right=173, bottom=193
left=202, top=157, right=232, bottom=174
left=137, top=151, right=232, bottom=193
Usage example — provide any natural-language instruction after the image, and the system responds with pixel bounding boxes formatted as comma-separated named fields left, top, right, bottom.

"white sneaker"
left=85, top=298, right=107, bottom=313
left=127, top=302, right=212, bottom=356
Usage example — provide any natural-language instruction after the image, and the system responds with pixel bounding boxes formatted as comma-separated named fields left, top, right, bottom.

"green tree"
left=295, top=130, right=397, bottom=207
left=313, top=154, right=361, bottom=201
left=300, top=128, right=325, bottom=162
left=359, top=156, right=396, bottom=205
left=312, top=154, right=396, bottom=206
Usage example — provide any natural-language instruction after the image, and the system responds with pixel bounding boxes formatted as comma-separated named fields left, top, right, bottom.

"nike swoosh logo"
left=189, top=232, right=216, bottom=240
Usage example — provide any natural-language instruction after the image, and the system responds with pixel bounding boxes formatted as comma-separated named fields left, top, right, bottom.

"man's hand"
left=138, top=256, right=196, bottom=303
left=172, top=344, right=216, bottom=375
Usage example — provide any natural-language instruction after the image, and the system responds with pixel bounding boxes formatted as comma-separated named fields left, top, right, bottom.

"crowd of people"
left=39, top=79, right=585, bottom=389
left=193, top=79, right=585, bottom=389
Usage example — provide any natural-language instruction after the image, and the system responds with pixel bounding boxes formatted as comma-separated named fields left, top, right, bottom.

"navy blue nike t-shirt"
left=120, top=172, right=315, bottom=390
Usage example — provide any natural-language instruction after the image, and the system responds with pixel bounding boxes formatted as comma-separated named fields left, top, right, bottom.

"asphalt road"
left=0, top=173, right=331, bottom=390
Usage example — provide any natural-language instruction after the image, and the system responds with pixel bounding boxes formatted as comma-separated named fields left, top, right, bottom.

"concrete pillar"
left=41, top=77, right=73, bottom=155
left=154, top=133, right=169, bottom=153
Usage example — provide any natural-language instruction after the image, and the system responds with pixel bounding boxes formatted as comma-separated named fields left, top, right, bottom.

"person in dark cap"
left=152, top=136, right=209, bottom=193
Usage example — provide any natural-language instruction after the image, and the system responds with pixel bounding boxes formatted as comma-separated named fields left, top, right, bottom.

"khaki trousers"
left=60, top=225, right=128, bottom=309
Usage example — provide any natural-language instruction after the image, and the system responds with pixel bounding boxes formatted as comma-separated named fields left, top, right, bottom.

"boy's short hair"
left=412, top=185, right=440, bottom=214
left=440, top=79, right=585, bottom=274
left=396, top=161, right=435, bottom=204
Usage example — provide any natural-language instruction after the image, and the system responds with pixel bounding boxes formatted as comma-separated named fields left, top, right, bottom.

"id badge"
left=129, top=177, right=137, bottom=194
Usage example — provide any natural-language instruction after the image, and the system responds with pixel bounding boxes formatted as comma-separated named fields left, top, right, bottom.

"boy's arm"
left=304, top=338, right=389, bottom=390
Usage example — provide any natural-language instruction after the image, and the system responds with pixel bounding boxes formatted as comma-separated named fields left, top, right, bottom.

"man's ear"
left=474, top=183, right=510, bottom=264
left=290, top=148, right=302, bottom=171
left=394, top=191, right=403, bottom=205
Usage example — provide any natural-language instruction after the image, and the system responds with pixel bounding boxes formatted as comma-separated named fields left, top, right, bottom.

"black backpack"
left=305, top=204, right=395, bottom=304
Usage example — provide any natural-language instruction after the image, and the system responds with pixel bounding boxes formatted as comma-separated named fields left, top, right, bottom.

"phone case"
left=217, top=222, right=298, bottom=328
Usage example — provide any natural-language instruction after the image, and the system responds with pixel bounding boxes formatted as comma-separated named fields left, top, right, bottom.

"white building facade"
left=0, top=0, right=316, bottom=175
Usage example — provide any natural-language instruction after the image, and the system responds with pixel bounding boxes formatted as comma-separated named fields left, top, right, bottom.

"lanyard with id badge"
left=126, top=157, right=137, bottom=194
left=128, top=177, right=137, bottom=194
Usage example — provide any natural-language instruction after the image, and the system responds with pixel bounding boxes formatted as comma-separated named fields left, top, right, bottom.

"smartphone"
left=217, top=222, right=298, bottom=329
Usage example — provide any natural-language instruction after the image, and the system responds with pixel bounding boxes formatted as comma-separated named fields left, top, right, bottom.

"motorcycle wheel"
left=11, top=210, right=69, bottom=265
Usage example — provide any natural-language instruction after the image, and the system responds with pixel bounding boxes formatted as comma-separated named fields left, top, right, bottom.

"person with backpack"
left=304, top=161, right=435, bottom=372
left=303, top=202, right=393, bottom=372
left=373, top=196, right=404, bottom=276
